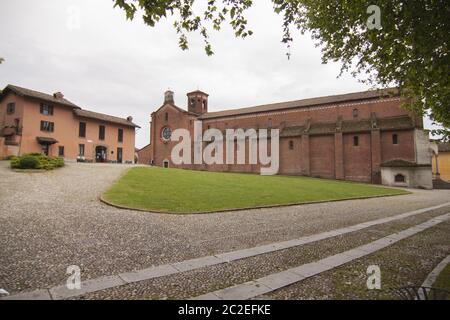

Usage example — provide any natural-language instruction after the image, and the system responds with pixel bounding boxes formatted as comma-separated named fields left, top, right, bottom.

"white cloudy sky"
left=0, top=0, right=435, bottom=147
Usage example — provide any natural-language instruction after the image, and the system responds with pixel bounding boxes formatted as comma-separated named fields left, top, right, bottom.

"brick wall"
left=142, top=95, right=423, bottom=184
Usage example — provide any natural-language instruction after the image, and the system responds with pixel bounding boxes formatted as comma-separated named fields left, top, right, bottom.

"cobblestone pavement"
left=0, top=161, right=449, bottom=298
left=264, top=221, right=450, bottom=300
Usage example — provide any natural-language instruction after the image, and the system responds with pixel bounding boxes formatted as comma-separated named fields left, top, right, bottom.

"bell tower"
left=187, top=90, right=209, bottom=115
left=164, top=89, right=175, bottom=105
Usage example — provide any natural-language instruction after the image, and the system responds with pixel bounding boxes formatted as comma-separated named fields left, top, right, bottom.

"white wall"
left=415, top=129, right=432, bottom=165
left=381, top=166, right=433, bottom=189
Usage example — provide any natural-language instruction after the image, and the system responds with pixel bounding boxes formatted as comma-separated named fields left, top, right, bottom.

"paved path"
left=5, top=202, right=450, bottom=300
left=1, top=161, right=449, bottom=299
left=193, top=213, right=450, bottom=300
left=417, top=254, right=450, bottom=300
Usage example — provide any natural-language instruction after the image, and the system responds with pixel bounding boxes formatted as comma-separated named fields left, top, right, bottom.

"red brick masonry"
left=138, top=88, right=426, bottom=184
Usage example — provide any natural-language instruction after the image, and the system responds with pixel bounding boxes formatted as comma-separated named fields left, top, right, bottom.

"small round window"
left=161, top=127, right=172, bottom=141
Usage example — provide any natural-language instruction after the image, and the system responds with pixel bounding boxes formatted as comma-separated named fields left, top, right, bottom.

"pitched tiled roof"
left=381, top=159, right=431, bottom=167
left=1, top=84, right=80, bottom=108
left=377, top=116, right=414, bottom=130
left=74, top=109, right=140, bottom=128
left=200, top=88, right=399, bottom=120
left=1, top=84, right=140, bottom=128
left=280, top=115, right=414, bottom=137
left=137, top=143, right=152, bottom=152
left=152, top=102, right=199, bottom=116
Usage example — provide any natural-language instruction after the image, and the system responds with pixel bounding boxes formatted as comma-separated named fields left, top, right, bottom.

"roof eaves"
left=200, top=88, right=400, bottom=120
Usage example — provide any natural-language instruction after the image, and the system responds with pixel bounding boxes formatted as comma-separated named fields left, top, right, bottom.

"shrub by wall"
left=18, top=156, right=40, bottom=169
left=10, top=154, right=65, bottom=170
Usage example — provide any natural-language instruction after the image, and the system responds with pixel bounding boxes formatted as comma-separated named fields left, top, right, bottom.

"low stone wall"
left=381, top=166, right=433, bottom=189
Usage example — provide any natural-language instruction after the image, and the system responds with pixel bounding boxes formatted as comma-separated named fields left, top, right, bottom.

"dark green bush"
left=18, top=156, right=40, bottom=169
left=10, top=156, right=20, bottom=168
left=26, top=153, right=44, bottom=157
left=10, top=154, right=65, bottom=170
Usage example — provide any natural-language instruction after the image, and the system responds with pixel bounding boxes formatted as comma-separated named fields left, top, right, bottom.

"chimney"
left=164, top=90, right=174, bottom=105
left=53, top=92, right=64, bottom=99
left=127, top=116, right=133, bottom=122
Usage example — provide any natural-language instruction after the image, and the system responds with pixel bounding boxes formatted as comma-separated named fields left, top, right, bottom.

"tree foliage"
left=113, top=0, right=450, bottom=139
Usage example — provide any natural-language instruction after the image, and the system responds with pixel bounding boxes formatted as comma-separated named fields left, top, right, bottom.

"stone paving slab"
left=317, top=254, right=354, bottom=268
left=290, top=262, right=332, bottom=278
left=4, top=205, right=450, bottom=300
left=266, top=220, right=450, bottom=300
left=210, top=281, right=272, bottom=300
left=2, top=160, right=450, bottom=296
left=49, top=275, right=126, bottom=300
left=1, top=289, right=51, bottom=300
left=118, top=265, right=179, bottom=283
left=58, top=211, right=450, bottom=300
left=172, top=256, right=225, bottom=272
left=257, top=271, right=305, bottom=291
left=341, top=248, right=368, bottom=259
left=194, top=292, right=221, bottom=300
left=191, top=213, right=450, bottom=300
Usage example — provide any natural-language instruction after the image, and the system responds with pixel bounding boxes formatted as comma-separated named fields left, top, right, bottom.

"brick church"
left=138, top=88, right=433, bottom=188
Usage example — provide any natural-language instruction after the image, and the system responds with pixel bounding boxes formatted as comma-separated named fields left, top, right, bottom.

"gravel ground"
left=1, top=161, right=449, bottom=296
left=265, top=220, right=450, bottom=300
left=73, top=209, right=450, bottom=300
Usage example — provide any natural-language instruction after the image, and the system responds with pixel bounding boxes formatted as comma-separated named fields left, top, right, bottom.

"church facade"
left=138, top=88, right=433, bottom=188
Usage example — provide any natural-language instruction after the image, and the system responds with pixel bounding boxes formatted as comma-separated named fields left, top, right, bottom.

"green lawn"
left=103, top=167, right=409, bottom=213
left=433, top=264, right=450, bottom=293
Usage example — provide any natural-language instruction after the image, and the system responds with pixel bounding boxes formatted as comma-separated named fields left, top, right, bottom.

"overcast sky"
left=0, top=0, right=435, bottom=147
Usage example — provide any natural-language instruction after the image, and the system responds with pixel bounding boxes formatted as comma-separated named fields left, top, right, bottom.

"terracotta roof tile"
left=381, top=159, right=431, bottom=167
left=200, top=88, right=399, bottom=120
left=280, top=115, right=414, bottom=137
left=74, top=109, right=140, bottom=128
left=1, top=84, right=140, bottom=128
left=2, top=84, right=79, bottom=108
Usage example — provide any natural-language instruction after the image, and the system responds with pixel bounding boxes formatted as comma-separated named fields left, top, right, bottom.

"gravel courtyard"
left=0, top=161, right=449, bottom=298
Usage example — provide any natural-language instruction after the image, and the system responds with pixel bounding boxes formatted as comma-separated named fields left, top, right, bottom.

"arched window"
left=353, top=108, right=359, bottom=118
left=392, top=134, right=398, bottom=145
left=165, top=112, right=168, bottom=121
left=395, top=174, right=406, bottom=183
left=353, top=136, right=359, bottom=146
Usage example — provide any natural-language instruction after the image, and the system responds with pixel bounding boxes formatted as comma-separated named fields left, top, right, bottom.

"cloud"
left=0, top=0, right=430, bottom=148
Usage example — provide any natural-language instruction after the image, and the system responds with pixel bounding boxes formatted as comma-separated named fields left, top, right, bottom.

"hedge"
left=10, top=154, right=65, bottom=170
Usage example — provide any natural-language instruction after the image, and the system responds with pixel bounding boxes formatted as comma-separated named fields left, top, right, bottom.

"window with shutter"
left=40, top=121, right=54, bottom=132
left=79, top=122, right=86, bottom=138
left=118, top=129, right=123, bottom=143
left=40, top=104, right=54, bottom=115
left=7, top=103, right=15, bottom=114
left=99, top=125, right=105, bottom=140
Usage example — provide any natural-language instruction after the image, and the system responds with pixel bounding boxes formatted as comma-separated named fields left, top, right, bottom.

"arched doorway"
left=95, top=146, right=107, bottom=163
